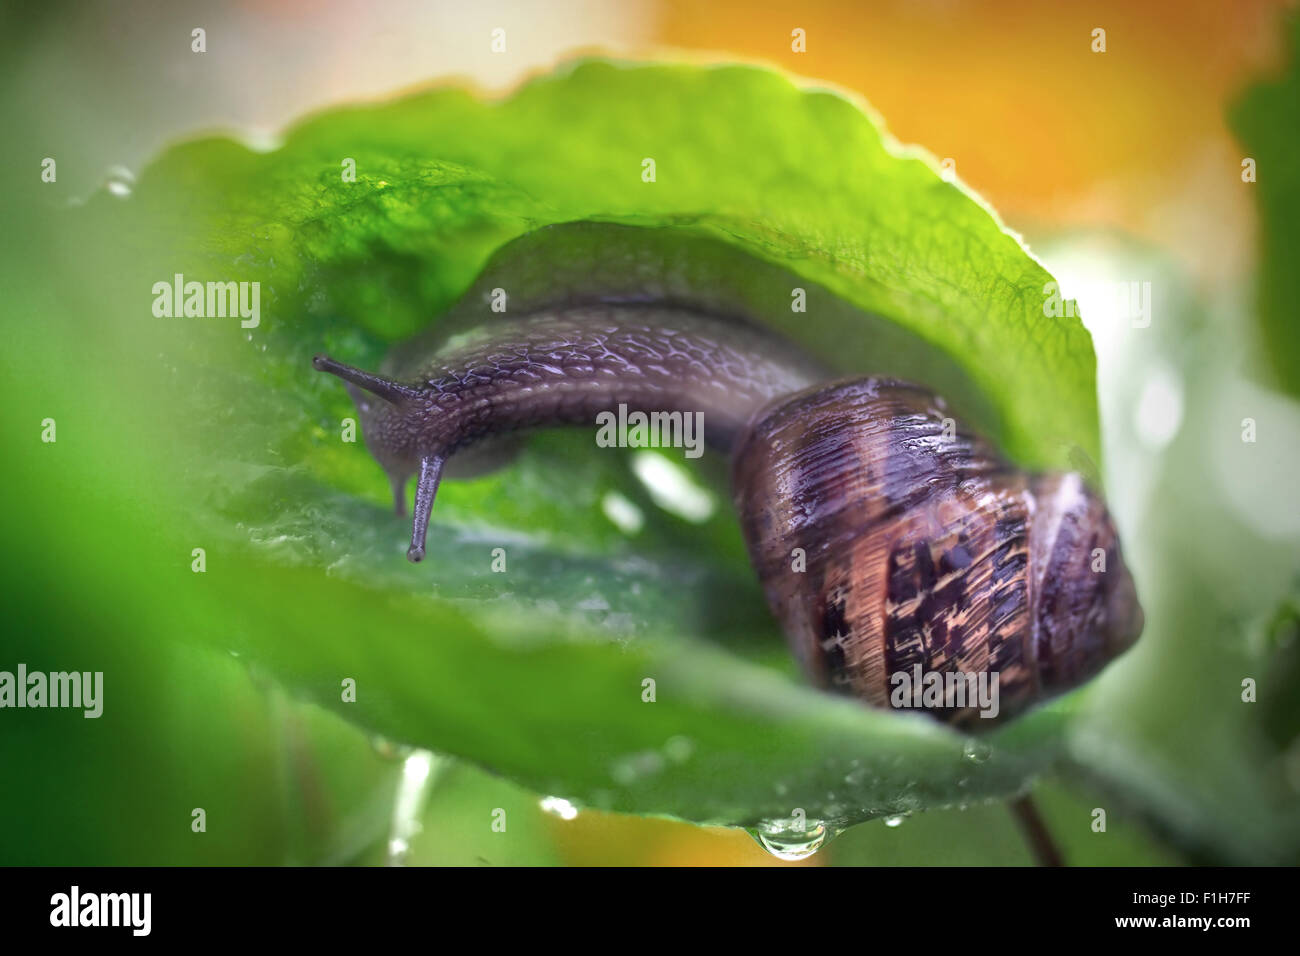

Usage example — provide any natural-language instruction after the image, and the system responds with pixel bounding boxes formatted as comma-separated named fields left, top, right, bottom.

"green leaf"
left=123, top=58, right=1098, bottom=468
left=16, top=59, right=1102, bottom=833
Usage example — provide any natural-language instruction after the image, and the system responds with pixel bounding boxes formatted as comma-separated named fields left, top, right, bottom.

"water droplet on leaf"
left=748, top=817, right=835, bottom=861
left=539, top=796, right=579, bottom=820
left=104, top=166, right=135, bottom=198
left=610, top=750, right=665, bottom=785
left=962, top=739, right=992, bottom=764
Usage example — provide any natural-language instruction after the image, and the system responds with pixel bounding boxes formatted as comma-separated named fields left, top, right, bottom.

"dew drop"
left=610, top=749, right=665, bottom=785
left=844, top=767, right=869, bottom=786
left=883, top=814, right=907, bottom=828
left=962, top=739, right=992, bottom=764
left=539, top=795, right=579, bottom=820
left=748, top=818, right=835, bottom=861
left=104, top=165, right=135, bottom=198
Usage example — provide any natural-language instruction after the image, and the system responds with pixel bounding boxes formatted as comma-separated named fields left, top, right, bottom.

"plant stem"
left=1010, top=793, right=1065, bottom=867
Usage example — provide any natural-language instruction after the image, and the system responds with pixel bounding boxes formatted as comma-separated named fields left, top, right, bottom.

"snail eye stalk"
left=406, top=455, right=444, bottom=563
left=312, top=354, right=419, bottom=406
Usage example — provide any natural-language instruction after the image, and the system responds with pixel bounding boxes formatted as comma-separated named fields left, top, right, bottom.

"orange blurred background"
left=654, top=0, right=1291, bottom=287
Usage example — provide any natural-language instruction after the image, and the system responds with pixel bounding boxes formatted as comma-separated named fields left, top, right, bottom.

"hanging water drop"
left=883, top=814, right=907, bottom=828
left=748, top=818, right=834, bottom=861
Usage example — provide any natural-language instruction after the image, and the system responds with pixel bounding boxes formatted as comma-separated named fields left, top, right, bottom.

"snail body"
left=315, top=302, right=1141, bottom=725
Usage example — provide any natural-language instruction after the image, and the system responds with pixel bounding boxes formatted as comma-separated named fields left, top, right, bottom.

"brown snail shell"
left=732, top=377, right=1143, bottom=725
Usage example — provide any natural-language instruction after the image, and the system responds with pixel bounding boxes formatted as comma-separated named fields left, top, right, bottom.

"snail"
left=314, top=302, right=1142, bottom=726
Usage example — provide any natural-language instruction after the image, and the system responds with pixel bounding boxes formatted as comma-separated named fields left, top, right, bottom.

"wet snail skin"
left=315, top=282, right=1142, bottom=727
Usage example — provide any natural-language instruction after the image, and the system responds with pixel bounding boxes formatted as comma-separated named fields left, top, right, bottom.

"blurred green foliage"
left=1231, top=13, right=1300, bottom=398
